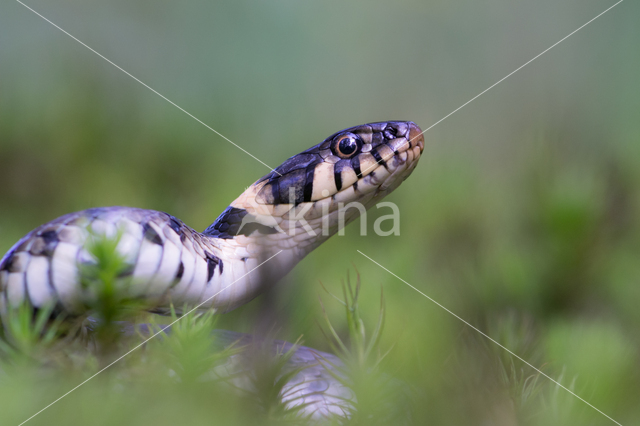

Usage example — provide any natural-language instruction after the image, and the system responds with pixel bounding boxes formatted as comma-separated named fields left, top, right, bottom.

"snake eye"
left=383, top=125, right=397, bottom=139
left=332, top=133, right=362, bottom=159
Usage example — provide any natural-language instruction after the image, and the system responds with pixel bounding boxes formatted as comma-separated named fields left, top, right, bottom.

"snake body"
left=111, top=322, right=355, bottom=419
left=0, top=121, right=424, bottom=418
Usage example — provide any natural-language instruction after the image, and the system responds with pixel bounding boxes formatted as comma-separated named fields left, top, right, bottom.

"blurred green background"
left=1, top=0, right=639, bottom=424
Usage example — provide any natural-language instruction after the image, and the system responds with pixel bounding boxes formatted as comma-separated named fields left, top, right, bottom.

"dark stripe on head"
left=334, top=159, right=351, bottom=192
left=276, top=169, right=306, bottom=204
left=334, top=164, right=343, bottom=192
left=274, top=178, right=283, bottom=204
left=257, top=153, right=319, bottom=185
left=268, top=183, right=278, bottom=204
left=371, top=149, right=386, bottom=167
left=351, top=156, right=362, bottom=178
left=303, top=164, right=315, bottom=202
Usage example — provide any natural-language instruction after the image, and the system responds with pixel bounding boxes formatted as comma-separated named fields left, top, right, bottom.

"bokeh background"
left=1, top=0, right=639, bottom=424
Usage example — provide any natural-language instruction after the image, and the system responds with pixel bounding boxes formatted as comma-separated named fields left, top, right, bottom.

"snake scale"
left=0, top=121, right=424, bottom=419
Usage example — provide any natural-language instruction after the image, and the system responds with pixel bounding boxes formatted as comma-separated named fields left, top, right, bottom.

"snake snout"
left=407, top=122, right=425, bottom=153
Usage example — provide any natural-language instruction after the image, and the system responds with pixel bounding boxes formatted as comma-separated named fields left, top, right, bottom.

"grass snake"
left=0, top=120, right=424, bottom=419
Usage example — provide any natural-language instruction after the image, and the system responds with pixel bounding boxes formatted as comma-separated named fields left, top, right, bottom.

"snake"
left=0, top=120, right=424, bottom=419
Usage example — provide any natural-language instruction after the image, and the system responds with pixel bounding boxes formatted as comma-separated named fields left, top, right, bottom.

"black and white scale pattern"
left=118, top=323, right=356, bottom=420
left=0, top=207, right=228, bottom=314
left=211, top=330, right=355, bottom=420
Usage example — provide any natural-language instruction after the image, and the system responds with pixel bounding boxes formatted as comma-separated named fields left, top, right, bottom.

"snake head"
left=254, top=121, right=424, bottom=205
left=207, top=121, right=424, bottom=240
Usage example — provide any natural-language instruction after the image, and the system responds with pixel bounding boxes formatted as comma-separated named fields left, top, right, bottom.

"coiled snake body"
left=0, top=121, right=424, bottom=418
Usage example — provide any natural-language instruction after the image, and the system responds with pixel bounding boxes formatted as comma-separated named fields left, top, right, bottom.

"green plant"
left=79, top=231, right=151, bottom=359
left=149, top=305, right=239, bottom=384
left=0, top=300, right=64, bottom=363
left=318, top=271, right=405, bottom=424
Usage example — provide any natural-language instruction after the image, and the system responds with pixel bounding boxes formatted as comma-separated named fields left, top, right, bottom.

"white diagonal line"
left=17, top=250, right=283, bottom=426
left=357, top=0, right=623, bottom=180
left=357, top=250, right=622, bottom=426
left=16, top=0, right=282, bottom=176
left=410, top=0, right=623, bottom=140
